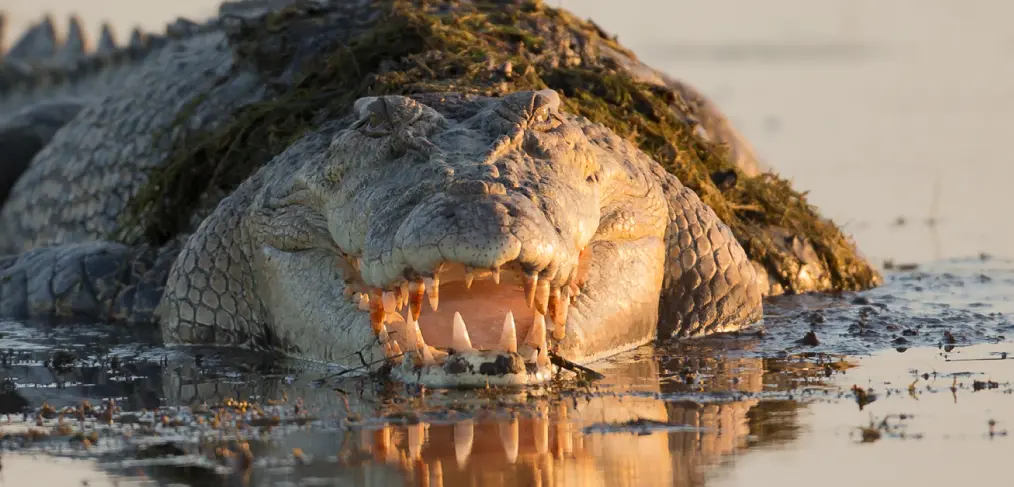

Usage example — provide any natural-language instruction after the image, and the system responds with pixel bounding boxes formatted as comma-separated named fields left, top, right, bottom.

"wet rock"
left=798, top=331, right=820, bottom=347
left=943, top=331, right=958, bottom=344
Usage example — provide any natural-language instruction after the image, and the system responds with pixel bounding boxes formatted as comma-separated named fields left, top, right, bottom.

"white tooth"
left=408, top=279, right=424, bottom=321
left=464, top=267, right=475, bottom=289
left=453, top=420, right=474, bottom=468
left=523, top=273, right=538, bottom=308
left=404, top=315, right=420, bottom=352
left=451, top=312, right=475, bottom=352
left=387, top=340, right=403, bottom=358
left=537, top=345, right=550, bottom=367
left=491, top=267, right=501, bottom=284
left=424, top=276, right=440, bottom=311
left=357, top=293, right=370, bottom=311
left=382, top=291, right=396, bottom=312
left=421, top=344, right=436, bottom=365
left=370, top=290, right=385, bottom=336
left=534, top=279, right=550, bottom=315
left=525, top=313, right=547, bottom=349
left=499, top=419, right=519, bottom=464
left=499, top=311, right=518, bottom=353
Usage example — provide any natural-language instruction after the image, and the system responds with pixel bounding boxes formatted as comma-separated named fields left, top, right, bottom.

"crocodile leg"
left=0, top=100, right=84, bottom=205
left=657, top=171, right=764, bottom=339
left=0, top=241, right=179, bottom=325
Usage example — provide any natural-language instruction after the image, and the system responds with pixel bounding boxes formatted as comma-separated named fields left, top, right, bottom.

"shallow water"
left=2, top=0, right=1014, bottom=485
left=0, top=258, right=1009, bottom=486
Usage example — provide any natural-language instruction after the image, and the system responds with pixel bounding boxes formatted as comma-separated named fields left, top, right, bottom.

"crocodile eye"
left=367, top=111, right=385, bottom=130
left=530, top=105, right=561, bottom=131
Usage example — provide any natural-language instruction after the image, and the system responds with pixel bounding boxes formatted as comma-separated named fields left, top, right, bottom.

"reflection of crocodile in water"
left=0, top=0, right=880, bottom=387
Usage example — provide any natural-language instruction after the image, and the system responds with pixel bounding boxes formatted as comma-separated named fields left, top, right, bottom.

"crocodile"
left=0, top=0, right=880, bottom=387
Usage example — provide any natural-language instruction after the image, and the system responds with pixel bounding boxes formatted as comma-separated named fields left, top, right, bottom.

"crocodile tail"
left=0, top=240, right=182, bottom=327
left=0, top=14, right=221, bottom=99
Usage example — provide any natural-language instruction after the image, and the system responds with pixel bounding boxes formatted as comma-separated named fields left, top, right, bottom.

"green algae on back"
left=116, top=0, right=880, bottom=294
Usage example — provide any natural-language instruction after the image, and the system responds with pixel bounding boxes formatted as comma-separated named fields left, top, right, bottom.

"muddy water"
left=1, top=1, right=1013, bottom=486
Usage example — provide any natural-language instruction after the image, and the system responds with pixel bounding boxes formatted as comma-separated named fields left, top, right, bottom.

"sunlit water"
left=1, top=1, right=1013, bottom=486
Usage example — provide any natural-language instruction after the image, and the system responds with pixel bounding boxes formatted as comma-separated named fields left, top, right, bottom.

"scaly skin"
left=0, top=1, right=851, bottom=387
left=157, top=90, right=761, bottom=386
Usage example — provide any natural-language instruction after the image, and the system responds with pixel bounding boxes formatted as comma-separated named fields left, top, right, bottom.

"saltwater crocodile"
left=0, top=0, right=880, bottom=387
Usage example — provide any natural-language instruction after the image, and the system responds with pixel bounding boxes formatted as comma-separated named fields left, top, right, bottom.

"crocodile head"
left=167, top=90, right=696, bottom=387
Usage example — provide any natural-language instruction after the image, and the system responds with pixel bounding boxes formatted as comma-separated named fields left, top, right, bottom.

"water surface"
left=0, top=1, right=1012, bottom=486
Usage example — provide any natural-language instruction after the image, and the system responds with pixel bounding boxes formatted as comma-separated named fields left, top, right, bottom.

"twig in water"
left=549, top=351, right=605, bottom=380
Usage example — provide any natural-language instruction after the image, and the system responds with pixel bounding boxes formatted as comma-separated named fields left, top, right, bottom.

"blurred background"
left=3, top=0, right=1012, bottom=264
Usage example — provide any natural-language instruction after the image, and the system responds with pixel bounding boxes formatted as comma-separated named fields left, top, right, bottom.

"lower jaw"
left=387, top=350, right=554, bottom=388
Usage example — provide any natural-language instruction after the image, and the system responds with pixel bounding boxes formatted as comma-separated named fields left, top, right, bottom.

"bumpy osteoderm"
left=0, top=0, right=870, bottom=389
left=160, top=90, right=761, bottom=387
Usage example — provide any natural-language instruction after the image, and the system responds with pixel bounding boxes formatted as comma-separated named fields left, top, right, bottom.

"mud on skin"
left=0, top=0, right=877, bottom=388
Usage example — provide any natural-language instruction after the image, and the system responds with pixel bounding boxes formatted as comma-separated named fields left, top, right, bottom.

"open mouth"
left=347, top=253, right=591, bottom=386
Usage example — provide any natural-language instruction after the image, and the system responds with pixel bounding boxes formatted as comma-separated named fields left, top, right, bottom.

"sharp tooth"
left=537, top=346, right=550, bottom=367
left=549, top=287, right=569, bottom=328
left=529, top=313, right=551, bottom=366
left=408, top=279, right=424, bottom=321
left=453, top=420, right=474, bottom=468
left=404, top=314, right=421, bottom=352
left=491, top=266, right=501, bottom=284
left=523, top=273, right=538, bottom=308
left=382, top=291, right=397, bottom=313
left=552, top=316, right=566, bottom=341
left=370, top=290, right=385, bottom=335
left=356, top=293, right=370, bottom=311
left=397, top=282, right=408, bottom=311
left=464, top=267, right=475, bottom=289
left=525, top=313, right=547, bottom=349
left=499, top=311, right=518, bottom=353
left=499, top=419, right=519, bottom=464
left=451, top=312, right=475, bottom=352
left=534, top=279, right=550, bottom=315
left=387, top=340, right=403, bottom=358
left=424, top=276, right=439, bottom=311
left=421, top=344, right=436, bottom=365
